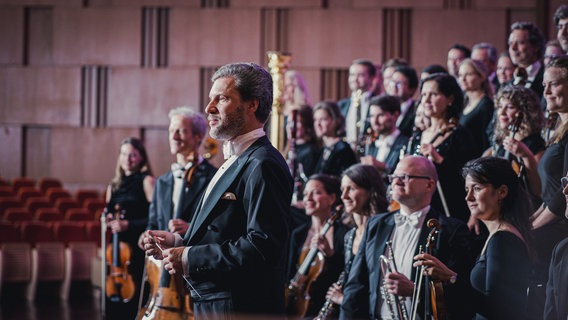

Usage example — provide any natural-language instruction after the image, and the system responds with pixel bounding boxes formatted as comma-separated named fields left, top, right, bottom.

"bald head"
left=391, top=156, right=438, bottom=211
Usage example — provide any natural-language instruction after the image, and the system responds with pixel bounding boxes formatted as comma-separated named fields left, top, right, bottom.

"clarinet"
left=313, top=271, right=346, bottom=320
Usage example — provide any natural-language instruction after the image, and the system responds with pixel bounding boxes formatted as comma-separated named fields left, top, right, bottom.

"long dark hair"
left=342, top=164, right=388, bottom=215
left=307, top=174, right=342, bottom=208
left=462, top=157, right=533, bottom=258
left=110, top=137, right=152, bottom=192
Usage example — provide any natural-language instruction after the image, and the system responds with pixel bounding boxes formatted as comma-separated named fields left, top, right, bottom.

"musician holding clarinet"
left=340, top=155, right=474, bottom=320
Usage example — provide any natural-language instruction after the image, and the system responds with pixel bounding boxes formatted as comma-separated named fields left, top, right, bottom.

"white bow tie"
left=171, top=162, right=194, bottom=179
left=394, top=213, right=420, bottom=228
left=223, top=141, right=237, bottom=160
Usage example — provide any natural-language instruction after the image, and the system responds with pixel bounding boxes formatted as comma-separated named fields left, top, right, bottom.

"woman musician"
left=486, top=84, right=546, bottom=205
left=318, top=164, right=388, bottom=319
left=417, top=157, right=534, bottom=319
left=286, top=174, right=350, bottom=318
left=407, top=73, right=476, bottom=223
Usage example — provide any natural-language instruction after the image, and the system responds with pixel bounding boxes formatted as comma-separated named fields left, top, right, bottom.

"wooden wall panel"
left=25, top=126, right=50, bottom=178
left=0, top=67, right=81, bottom=125
left=170, top=9, right=262, bottom=67
left=90, top=0, right=199, bottom=7
left=475, top=0, right=535, bottom=9
left=27, top=6, right=55, bottom=66
left=0, top=8, right=23, bottom=65
left=49, top=8, right=140, bottom=66
left=142, top=127, right=172, bottom=179
left=106, top=67, right=200, bottom=127
left=412, top=9, right=507, bottom=72
left=354, top=0, right=440, bottom=9
left=231, top=0, right=321, bottom=8
left=0, top=0, right=81, bottom=6
left=49, top=127, right=139, bottom=185
left=288, top=9, right=382, bottom=68
left=0, top=124, right=23, bottom=179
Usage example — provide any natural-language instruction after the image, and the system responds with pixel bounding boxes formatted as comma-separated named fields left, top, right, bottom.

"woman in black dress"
left=312, top=101, right=357, bottom=177
left=486, top=84, right=546, bottom=203
left=104, top=137, right=155, bottom=319
left=408, top=73, right=476, bottom=222
left=463, top=157, right=533, bottom=319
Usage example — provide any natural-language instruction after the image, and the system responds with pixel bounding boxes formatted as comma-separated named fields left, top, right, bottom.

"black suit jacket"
left=147, top=159, right=217, bottom=231
left=365, top=133, right=409, bottom=174
left=398, top=100, right=416, bottom=138
left=544, top=237, right=568, bottom=320
left=182, top=136, right=293, bottom=316
left=340, top=208, right=474, bottom=320
left=338, top=95, right=373, bottom=138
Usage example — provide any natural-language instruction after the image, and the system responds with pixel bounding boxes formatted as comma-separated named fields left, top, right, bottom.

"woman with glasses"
left=407, top=73, right=476, bottom=223
left=319, top=164, right=388, bottom=318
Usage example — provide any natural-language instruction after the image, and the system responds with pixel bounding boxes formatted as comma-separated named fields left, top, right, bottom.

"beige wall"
left=0, top=0, right=560, bottom=191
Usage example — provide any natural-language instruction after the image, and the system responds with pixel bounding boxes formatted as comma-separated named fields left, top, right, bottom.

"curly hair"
left=493, top=85, right=545, bottom=145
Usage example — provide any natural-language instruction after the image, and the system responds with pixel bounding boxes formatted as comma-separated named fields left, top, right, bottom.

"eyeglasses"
left=388, top=174, right=432, bottom=184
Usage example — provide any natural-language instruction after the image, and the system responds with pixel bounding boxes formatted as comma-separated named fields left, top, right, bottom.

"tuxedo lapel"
left=180, top=164, right=209, bottom=219
left=186, top=141, right=261, bottom=242
left=161, top=172, right=175, bottom=226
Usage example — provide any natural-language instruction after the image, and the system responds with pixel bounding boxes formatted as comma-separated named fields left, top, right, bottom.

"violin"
left=137, top=256, right=193, bottom=320
left=285, top=209, right=341, bottom=318
left=105, top=204, right=136, bottom=303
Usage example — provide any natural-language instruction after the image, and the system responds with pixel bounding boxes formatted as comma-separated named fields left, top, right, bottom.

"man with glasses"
left=340, top=155, right=474, bottom=320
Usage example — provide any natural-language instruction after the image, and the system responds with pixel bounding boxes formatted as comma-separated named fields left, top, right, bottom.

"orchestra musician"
left=486, top=85, right=545, bottom=205
left=105, top=137, right=156, bottom=319
left=359, top=94, right=409, bottom=179
left=420, top=157, right=534, bottom=319
left=340, top=155, right=474, bottom=320
left=286, top=174, right=349, bottom=318
left=320, top=164, right=388, bottom=317
left=531, top=55, right=568, bottom=318
left=312, top=101, right=357, bottom=177
left=143, top=62, right=293, bottom=318
left=136, top=107, right=217, bottom=318
left=408, top=73, right=476, bottom=223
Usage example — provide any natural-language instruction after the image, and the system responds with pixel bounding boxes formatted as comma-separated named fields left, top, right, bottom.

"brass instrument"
left=267, top=51, right=292, bottom=153
left=379, top=241, right=409, bottom=320
left=410, top=219, right=443, bottom=320
left=351, top=89, right=364, bottom=154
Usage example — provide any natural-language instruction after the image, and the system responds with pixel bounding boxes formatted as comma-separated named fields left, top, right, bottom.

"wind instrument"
left=379, top=241, right=409, bottom=320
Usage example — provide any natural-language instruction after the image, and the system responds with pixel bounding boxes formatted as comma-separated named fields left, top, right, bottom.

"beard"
left=209, top=105, right=246, bottom=140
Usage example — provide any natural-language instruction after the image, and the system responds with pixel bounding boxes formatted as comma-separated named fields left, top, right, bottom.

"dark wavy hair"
left=462, top=157, right=533, bottom=259
left=420, top=73, right=464, bottom=120
left=212, top=62, right=273, bottom=124
left=307, top=174, right=342, bottom=207
left=342, top=164, right=388, bottom=215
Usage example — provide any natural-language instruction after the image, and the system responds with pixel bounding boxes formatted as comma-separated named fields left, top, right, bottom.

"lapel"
left=180, top=162, right=211, bottom=218
left=384, top=134, right=407, bottom=172
left=160, top=172, right=175, bottom=226
left=186, top=137, right=265, bottom=242
left=373, top=213, right=397, bottom=265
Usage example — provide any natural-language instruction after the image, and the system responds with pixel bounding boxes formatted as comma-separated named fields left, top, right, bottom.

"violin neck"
left=112, top=233, right=120, bottom=267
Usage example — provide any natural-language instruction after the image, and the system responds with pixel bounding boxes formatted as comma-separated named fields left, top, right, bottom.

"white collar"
left=222, top=128, right=265, bottom=159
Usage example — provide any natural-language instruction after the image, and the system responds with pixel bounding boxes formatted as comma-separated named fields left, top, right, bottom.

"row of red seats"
left=0, top=220, right=104, bottom=246
left=0, top=177, right=106, bottom=223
